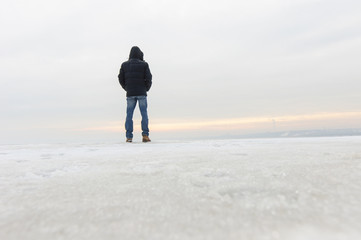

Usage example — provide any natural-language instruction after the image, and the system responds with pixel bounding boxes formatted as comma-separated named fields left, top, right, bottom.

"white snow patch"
left=0, top=137, right=361, bottom=240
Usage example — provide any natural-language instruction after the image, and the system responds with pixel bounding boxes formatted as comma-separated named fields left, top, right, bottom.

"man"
left=118, top=46, right=152, bottom=143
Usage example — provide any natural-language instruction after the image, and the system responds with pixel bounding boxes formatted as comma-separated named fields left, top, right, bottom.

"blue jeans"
left=125, top=96, right=149, bottom=139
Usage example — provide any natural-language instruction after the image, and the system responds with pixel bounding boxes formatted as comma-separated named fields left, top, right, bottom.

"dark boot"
left=142, top=135, right=151, bottom=142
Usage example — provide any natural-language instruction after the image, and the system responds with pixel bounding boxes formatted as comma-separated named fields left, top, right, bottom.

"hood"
left=129, top=46, right=144, bottom=60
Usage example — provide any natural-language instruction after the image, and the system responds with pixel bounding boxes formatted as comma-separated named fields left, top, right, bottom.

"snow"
left=1, top=137, right=361, bottom=240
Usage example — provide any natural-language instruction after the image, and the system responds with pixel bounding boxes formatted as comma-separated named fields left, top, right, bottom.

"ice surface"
left=1, top=137, right=361, bottom=240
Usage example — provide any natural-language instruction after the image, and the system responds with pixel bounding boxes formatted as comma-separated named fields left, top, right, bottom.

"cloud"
left=1, top=0, right=361, bottom=143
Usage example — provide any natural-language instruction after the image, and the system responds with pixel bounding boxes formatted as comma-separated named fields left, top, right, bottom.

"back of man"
left=118, top=46, right=152, bottom=143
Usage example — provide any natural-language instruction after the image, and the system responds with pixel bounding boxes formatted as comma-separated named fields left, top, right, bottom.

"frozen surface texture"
left=1, top=137, right=361, bottom=240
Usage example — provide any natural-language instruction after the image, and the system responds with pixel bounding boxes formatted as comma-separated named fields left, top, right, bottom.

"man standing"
left=118, top=46, right=152, bottom=143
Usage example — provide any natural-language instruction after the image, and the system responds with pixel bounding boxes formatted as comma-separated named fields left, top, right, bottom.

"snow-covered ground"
left=1, top=137, right=361, bottom=240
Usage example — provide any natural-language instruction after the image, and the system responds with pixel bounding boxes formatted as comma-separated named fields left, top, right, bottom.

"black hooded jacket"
left=118, top=46, right=152, bottom=97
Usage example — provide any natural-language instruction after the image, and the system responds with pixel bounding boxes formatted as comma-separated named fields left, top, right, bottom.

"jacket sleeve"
left=144, top=63, right=152, bottom=91
left=118, top=65, right=126, bottom=90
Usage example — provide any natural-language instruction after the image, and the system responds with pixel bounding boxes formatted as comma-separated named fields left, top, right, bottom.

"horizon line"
left=75, top=111, right=361, bottom=133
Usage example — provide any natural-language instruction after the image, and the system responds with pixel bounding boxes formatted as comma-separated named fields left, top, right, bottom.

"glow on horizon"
left=76, top=111, right=361, bottom=133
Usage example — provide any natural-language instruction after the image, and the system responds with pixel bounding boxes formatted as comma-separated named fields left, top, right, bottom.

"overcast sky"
left=1, top=0, right=361, bottom=143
